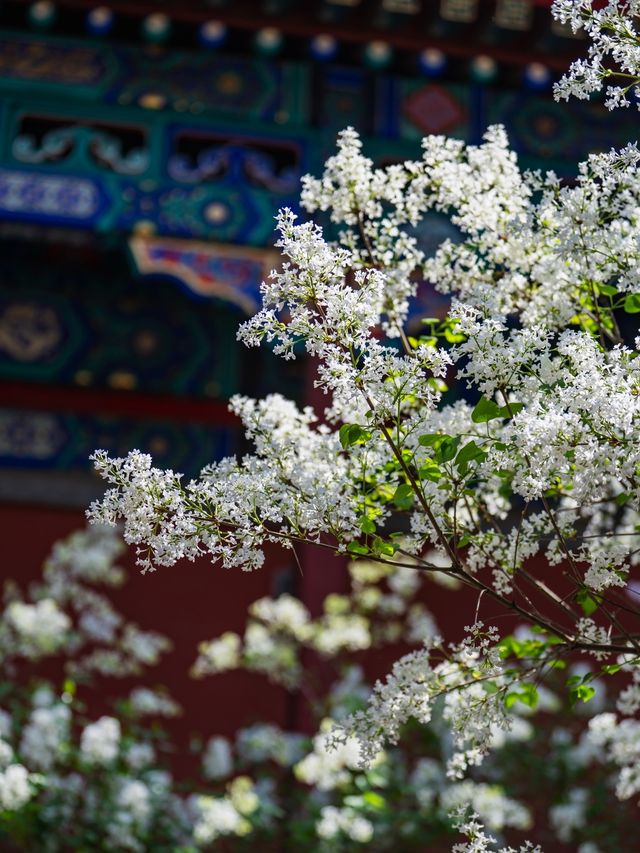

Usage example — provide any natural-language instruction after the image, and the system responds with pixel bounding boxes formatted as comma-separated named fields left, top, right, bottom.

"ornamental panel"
left=0, top=36, right=113, bottom=92
left=0, top=407, right=235, bottom=479
left=0, top=237, right=240, bottom=400
left=0, top=169, right=104, bottom=224
left=485, top=90, right=640, bottom=172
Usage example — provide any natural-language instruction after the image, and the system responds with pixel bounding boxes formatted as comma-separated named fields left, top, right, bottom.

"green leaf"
left=576, top=588, right=600, bottom=616
left=498, top=636, right=523, bottom=659
left=371, top=537, right=397, bottom=557
left=339, top=423, right=372, bottom=449
left=498, top=634, right=559, bottom=661
left=417, top=432, right=460, bottom=464
left=601, top=664, right=621, bottom=675
left=567, top=672, right=597, bottom=706
left=599, top=283, right=618, bottom=296
left=418, top=433, right=448, bottom=448
left=443, top=327, right=466, bottom=343
left=504, top=692, right=520, bottom=710
left=471, top=396, right=502, bottom=423
left=347, top=541, right=369, bottom=556
left=499, top=401, right=525, bottom=418
left=455, top=440, right=488, bottom=474
left=570, top=684, right=596, bottom=705
left=624, top=292, right=640, bottom=313
left=418, top=463, right=442, bottom=482
left=359, top=516, right=376, bottom=534
left=435, top=435, right=461, bottom=464
left=471, top=397, right=524, bottom=423
left=519, top=683, right=539, bottom=708
left=362, top=791, right=386, bottom=810
left=505, top=682, right=539, bottom=710
left=393, top=483, right=414, bottom=510
left=394, top=483, right=413, bottom=499
left=364, top=769, right=387, bottom=788
left=339, top=424, right=352, bottom=448
left=498, top=483, right=513, bottom=500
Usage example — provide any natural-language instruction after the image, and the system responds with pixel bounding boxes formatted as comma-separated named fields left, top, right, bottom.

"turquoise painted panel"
left=0, top=31, right=309, bottom=125
left=0, top=406, right=235, bottom=479
left=485, top=89, right=640, bottom=173
left=0, top=238, right=239, bottom=400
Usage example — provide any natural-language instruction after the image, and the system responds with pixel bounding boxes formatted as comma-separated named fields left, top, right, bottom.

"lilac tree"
left=88, top=2, right=640, bottom=848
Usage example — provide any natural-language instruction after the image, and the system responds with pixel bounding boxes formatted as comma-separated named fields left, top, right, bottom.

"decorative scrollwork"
left=168, top=147, right=229, bottom=183
left=13, top=123, right=149, bottom=176
left=243, top=149, right=299, bottom=194
left=12, top=128, right=75, bottom=165
left=168, top=139, right=300, bottom=193
left=89, top=132, right=149, bottom=176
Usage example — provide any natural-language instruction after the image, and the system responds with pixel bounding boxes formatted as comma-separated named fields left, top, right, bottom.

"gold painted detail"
left=0, top=303, right=62, bottom=362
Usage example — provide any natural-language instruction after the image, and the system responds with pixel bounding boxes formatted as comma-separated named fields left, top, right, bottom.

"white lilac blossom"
left=451, top=810, right=542, bottom=853
left=236, top=724, right=285, bottom=764
left=242, top=621, right=300, bottom=686
left=4, top=598, right=70, bottom=657
left=295, top=720, right=380, bottom=791
left=202, top=736, right=234, bottom=780
left=310, top=612, right=371, bottom=656
left=191, top=778, right=260, bottom=846
left=0, top=525, right=172, bottom=683
left=410, top=759, right=533, bottom=834
left=80, top=716, right=121, bottom=766
left=111, top=778, right=153, bottom=846
left=88, top=116, right=640, bottom=660
left=0, top=738, right=13, bottom=771
left=83, top=0, right=640, bottom=845
left=128, top=687, right=181, bottom=718
left=587, top=712, right=640, bottom=799
left=192, top=796, right=249, bottom=845
left=330, top=625, right=510, bottom=775
left=121, top=624, right=171, bottom=666
left=553, top=1, right=640, bottom=109
left=192, top=622, right=300, bottom=687
left=227, top=775, right=260, bottom=816
left=0, top=763, right=34, bottom=811
left=44, top=524, right=125, bottom=587
left=249, top=593, right=312, bottom=641
left=549, top=787, right=589, bottom=843
left=0, top=527, right=196, bottom=851
left=124, top=742, right=156, bottom=771
left=236, top=723, right=306, bottom=767
left=19, top=702, right=71, bottom=772
left=0, top=530, right=627, bottom=848
left=441, top=782, right=532, bottom=833
left=316, top=805, right=374, bottom=844
left=191, top=575, right=429, bottom=690
left=192, top=631, right=241, bottom=676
